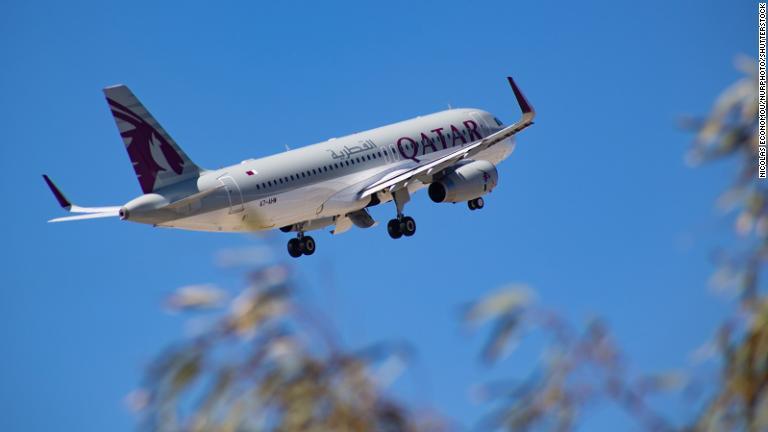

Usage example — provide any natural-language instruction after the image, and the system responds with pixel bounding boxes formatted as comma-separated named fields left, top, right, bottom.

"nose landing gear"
left=468, top=197, right=485, bottom=211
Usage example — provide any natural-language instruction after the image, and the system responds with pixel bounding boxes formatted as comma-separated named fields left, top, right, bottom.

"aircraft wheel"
left=402, top=216, right=416, bottom=237
left=287, top=238, right=302, bottom=258
left=474, top=197, right=484, bottom=209
left=387, top=219, right=403, bottom=239
left=468, top=200, right=476, bottom=210
left=300, top=236, right=316, bottom=256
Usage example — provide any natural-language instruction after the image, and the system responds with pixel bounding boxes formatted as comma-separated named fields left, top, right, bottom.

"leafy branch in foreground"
left=467, top=57, right=767, bottom=431
left=130, top=264, right=443, bottom=432
left=464, top=286, right=677, bottom=431
left=682, top=56, right=767, bottom=432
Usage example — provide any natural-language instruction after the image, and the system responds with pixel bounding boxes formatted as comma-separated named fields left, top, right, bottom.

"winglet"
left=507, top=76, right=535, bottom=118
left=42, top=175, right=71, bottom=210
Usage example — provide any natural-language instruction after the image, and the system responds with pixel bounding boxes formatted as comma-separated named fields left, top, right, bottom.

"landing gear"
left=287, top=238, right=302, bottom=257
left=287, top=233, right=316, bottom=258
left=388, top=188, right=416, bottom=239
left=387, top=219, right=403, bottom=239
left=300, top=236, right=316, bottom=255
left=387, top=216, right=416, bottom=239
left=468, top=197, right=485, bottom=211
left=402, top=216, right=416, bottom=236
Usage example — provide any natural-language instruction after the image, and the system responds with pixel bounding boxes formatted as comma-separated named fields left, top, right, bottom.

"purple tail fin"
left=104, top=85, right=201, bottom=193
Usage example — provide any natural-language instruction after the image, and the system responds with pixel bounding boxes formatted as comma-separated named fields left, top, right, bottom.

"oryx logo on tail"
left=103, top=85, right=201, bottom=193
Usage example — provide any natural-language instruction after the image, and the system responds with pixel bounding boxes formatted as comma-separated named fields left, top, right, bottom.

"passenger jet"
left=44, top=77, right=535, bottom=257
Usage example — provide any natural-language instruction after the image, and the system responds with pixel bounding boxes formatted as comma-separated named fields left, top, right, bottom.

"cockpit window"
left=494, top=117, right=504, bottom=126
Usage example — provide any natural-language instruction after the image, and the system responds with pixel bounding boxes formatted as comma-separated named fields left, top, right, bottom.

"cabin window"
left=312, top=169, right=316, bottom=175
left=494, top=117, right=503, bottom=126
left=279, top=178, right=283, bottom=184
left=290, top=175, right=294, bottom=181
left=268, top=181, right=272, bottom=186
left=334, top=163, right=339, bottom=169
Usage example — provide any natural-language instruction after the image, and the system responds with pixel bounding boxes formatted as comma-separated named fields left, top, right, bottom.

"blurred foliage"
left=132, top=264, right=445, bottom=432
left=465, top=286, right=678, bottom=431
left=137, top=57, right=765, bottom=431
left=467, top=57, right=766, bottom=431
left=683, top=56, right=768, bottom=432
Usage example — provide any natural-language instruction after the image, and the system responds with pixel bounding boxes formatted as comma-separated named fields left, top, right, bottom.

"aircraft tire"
left=301, top=236, right=316, bottom=256
left=402, top=216, right=416, bottom=237
left=387, top=219, right=403, bottom=239
left=287, top=238, right=302, bottom=258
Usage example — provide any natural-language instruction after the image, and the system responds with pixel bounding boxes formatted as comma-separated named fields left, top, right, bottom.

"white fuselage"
left=155, top=108, right=513, bottom=232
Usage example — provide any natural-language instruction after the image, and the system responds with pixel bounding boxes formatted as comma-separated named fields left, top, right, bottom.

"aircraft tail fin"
left=103, top=85, right=201, bottom=193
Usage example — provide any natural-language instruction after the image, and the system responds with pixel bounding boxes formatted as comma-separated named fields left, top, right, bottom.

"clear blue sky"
left=0, top=1, right=754, bottom=430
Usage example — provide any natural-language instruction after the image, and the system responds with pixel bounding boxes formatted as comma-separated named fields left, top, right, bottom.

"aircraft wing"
left=42, top=175, right=121, bottom=222
left=358, top=76, right=535, bottom=199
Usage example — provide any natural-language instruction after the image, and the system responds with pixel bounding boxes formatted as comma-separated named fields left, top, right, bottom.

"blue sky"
left=0, top=1, right=755, bottom=430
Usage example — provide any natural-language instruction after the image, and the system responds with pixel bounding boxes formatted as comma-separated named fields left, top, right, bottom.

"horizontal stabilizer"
left=43, top=174, right=71, bottom=209
left=43, top=175, right=121, bottom=221
left=49, top=211, right=120, bottom=223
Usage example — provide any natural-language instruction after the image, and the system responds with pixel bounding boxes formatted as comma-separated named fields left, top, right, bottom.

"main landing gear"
left=387, top=188, right=417, bottom=240
left=468, top=197, right=485, bottom=211
left=387, top=216, right=416, bottom=239
left=287, top=233, right=316, bottom=258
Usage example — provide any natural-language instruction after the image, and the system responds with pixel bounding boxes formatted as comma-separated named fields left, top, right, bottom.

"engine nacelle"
left=428, top=160, right=498, bottom=203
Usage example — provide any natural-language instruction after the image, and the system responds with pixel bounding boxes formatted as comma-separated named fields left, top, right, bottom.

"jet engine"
left=428, top=160, right=498, bottom=203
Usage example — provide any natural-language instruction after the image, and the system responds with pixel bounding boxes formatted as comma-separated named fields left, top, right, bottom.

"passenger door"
left=218, top=175, right=245, bottom=214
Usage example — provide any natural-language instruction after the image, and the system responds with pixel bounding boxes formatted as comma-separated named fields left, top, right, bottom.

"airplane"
left=43, top=77, right=535, bottom=257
